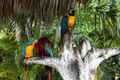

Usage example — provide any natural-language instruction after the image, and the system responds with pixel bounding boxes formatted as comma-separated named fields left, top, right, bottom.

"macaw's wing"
left=34, top=41, right=47, bottom=58
left=21, top=46, right=26, bottom=58
left=61, top=16, right=68, bottom=34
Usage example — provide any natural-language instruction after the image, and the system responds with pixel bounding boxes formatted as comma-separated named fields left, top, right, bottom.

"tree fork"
left=28, top=33, right=120, bottom=80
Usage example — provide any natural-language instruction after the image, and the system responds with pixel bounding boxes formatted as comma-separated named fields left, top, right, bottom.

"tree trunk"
left=28, top=33, right=120, bottom=80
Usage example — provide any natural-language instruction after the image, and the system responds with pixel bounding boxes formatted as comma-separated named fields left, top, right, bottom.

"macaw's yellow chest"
left=25, top=43, right=35, bottom=58
left=68, top=16, right=75, bottom=30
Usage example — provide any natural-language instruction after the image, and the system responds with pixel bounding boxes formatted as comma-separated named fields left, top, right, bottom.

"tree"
left=28, top=32, right=120, bottom=80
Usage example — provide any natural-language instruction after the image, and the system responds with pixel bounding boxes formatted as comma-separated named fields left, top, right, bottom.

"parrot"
left=34, top=36, right=53, bottom=58
left=34, top=35, right=53, bottom=80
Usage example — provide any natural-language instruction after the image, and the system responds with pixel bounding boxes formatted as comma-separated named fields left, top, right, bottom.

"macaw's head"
left=69, top=10, right=75, bottom=16
left=20, top=32, right=27, bottom=41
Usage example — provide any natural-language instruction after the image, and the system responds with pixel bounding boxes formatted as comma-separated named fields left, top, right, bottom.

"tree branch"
left=86, top=48, right=120, bottom=71
left=28, top=57, right=60, bottom=69
left=94, top=48, right=120, bottom=59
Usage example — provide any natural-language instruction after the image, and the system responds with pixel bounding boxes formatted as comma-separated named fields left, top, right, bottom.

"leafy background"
left=0, top=0, right=120, bottom=80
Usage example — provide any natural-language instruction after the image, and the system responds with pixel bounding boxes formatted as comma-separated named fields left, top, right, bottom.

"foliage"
left=74, top=0, right=120, bottom=79
left=0, top=0, right=120, bottom=80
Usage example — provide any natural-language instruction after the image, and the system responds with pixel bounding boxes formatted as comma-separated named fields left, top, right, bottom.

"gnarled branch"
left=29, top=57, right=60, bottom=69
